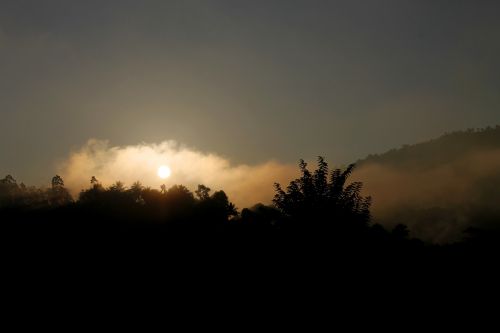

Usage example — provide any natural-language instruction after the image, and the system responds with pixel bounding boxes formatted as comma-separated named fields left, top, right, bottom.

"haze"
left=1, top=0, right=500, bottom=187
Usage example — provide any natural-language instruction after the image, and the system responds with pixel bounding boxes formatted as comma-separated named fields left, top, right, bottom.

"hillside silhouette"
left=358, top=126, right=500, bottom=169
left=354, top=126, right=500, bottom=243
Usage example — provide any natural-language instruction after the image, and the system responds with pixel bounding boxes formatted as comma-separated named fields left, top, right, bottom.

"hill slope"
left=353, top=126, right=500, bottom=243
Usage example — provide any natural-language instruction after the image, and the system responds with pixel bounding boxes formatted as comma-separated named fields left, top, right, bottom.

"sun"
left=157, top=165, right=171, bottom=179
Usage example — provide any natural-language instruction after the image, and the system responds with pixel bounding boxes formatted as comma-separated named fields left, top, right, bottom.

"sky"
left=1, top=0, right=500, bottom=188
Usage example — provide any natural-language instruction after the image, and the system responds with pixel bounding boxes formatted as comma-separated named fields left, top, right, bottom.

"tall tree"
left=51, top=175, right=64, bottom=189
left=49, top=175, right=72, bottom=206
left=273, top=157, right=371, bottom=230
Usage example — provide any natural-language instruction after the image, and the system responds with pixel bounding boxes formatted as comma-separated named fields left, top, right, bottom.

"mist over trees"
left=0, top=174, right=72, bottom=210
left=354, top=126, right=500, bottom=243
left=2, top=153, right=499, bottom=263
left=2, top=127, right=500, bottom=265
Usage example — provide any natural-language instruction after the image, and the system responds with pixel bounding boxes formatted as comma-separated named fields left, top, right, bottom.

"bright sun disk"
left=158, top=165, right=171, bottom=179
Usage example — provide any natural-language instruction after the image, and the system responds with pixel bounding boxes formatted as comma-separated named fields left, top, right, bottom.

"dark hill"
left=358, top=126, right=500, bottom=170
left=354, top=126, right=500, bottom=243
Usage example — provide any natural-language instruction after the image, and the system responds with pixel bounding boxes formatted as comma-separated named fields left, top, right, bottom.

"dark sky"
left=1, top=0, right=500, bottom=184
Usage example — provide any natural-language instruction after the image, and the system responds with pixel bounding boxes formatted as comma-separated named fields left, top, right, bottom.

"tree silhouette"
left=79, top=176, right=105, bottom=203
left=125, top=181, right=144, bottom=205
left=164, top=184, right=196, bottom=220
left=51, top=175, right=64, bottom=189
left=109, top=181, right=126, bottom=192
left=273, top=157, right=371, bottom=231
left=90, top=176, right=100, bottom=188
left=1, top=175, right=17, bottom=186
left=0, top=175, right=20, bottom=207
left=195, top=184, right=211, bottom=201
left=210, top=190, right=238, bottom=219
left=48, top=175, right=72, bottom=206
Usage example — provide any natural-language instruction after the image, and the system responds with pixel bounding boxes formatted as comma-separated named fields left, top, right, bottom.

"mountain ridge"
left=357, top=125, right=500, bottom=170
left=353, top=125, right=500, bottom=243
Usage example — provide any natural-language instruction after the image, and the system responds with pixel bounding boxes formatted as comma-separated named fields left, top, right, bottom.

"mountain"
left=353, top=126, right=500, bottom=243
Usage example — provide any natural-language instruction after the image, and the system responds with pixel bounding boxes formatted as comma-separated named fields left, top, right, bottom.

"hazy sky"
left=1, top=0, right=500, bottom=185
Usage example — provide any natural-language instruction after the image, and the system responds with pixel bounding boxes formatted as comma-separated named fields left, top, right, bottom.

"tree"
left=273, top=157, right=371, bottom=230
left=52, top=175, right=64, bottom=189
left=195, top=184, right=211, bottom=201
left=48, top=175, right=72, bottom=206
left=1, top=175, right=17, bottom=186
left=164, top=185, right=196, bottom=220
left=166, top=185, right=195, bottom=202
left=0, top=175, right=20, bottom=207
left=210, top=190, right=238, bottom=219
left=79, top=177, right=105, bottom=203
left=129, top=181, right=145, bottom=204
left=90, top=176, right=100, bottom=188
left=130, top=181, right=143, bottom=191
left=109, top=181, right=126, bottom=192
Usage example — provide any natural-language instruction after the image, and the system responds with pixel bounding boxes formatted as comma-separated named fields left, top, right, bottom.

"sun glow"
left=157, top=165, right=171, bottom=179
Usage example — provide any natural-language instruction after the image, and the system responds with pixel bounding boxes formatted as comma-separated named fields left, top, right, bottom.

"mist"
left=58, top=137, right=500, bottom=243
left=58, top=139, right=298, bottom=209
left=354, top=148, right=500, bottom=243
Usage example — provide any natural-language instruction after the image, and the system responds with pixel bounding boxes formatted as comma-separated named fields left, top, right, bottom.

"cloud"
left=58, top=139, right=298, bottom=208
